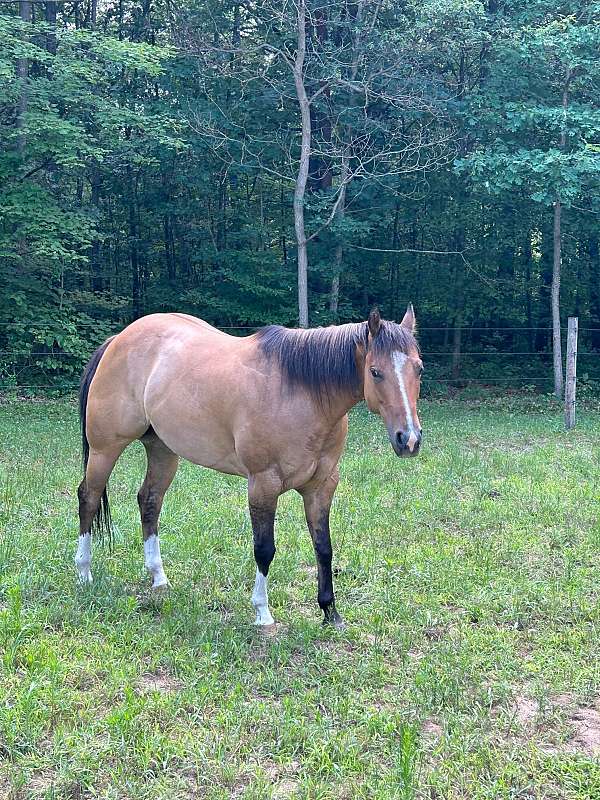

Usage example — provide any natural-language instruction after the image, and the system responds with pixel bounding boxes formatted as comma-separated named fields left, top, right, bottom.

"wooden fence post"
left=565, top=316, right=578, bottom=430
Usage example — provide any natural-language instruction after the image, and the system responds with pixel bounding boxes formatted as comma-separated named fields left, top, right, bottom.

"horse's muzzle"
left=392, top=428, right=422, bottom=457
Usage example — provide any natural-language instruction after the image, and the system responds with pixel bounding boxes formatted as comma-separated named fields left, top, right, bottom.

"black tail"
left=79, top=338, right=115, bottom=546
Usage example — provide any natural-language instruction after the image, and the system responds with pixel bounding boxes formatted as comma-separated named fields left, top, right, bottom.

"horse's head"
left=362, top=306, right=423, bottom=457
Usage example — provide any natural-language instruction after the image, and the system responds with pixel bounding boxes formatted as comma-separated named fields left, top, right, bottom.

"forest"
left=1, top=1, right=599, bottom=392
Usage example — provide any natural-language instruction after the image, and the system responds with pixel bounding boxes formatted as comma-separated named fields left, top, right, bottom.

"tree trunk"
left=552, top=67, right=571, bottom=398
left=328, top=156, right=348, bottom=319
left=308, top=7, right=331, bottom=192
left=391, top=201, right=401, bottom=318
left=329, top=271, right=340, bottom=317
left=552, top=199, right=563, bottom=397
left=328, top=2, right=363, bottom=318
left=45, top=2, right=57, bottom=55
left=217, top=171, right=227, bottom=251
left=293, top=0, right=310, bottom=327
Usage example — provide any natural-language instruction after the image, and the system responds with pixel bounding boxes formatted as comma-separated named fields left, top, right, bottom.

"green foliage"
left=1, top=1, right=599, bottom=391
left=458, top=4, right=600, bottom=207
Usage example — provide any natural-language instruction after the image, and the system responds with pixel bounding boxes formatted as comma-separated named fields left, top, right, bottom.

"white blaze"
left=252, top=568, right=275, bottom=626
left=392, top=351, right=418, bottom=451
left=75, top=532, right=92, bottom=584
left=144, top=534, right=169, bottom=589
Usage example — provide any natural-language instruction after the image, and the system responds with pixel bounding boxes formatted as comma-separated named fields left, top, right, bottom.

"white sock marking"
left=75, top=532, right=93, bottom=584
left=252, top=568, right=275, bottom=626
left=144, top=534, right=169, bottom=588
left=392, top=351, right=418, bottom=451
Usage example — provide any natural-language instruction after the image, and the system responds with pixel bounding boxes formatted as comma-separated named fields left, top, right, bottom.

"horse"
left=75, top=306, right=423, bottom=628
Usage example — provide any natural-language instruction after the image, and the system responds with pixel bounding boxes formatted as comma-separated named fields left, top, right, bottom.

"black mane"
left=256, top=320, right=417, bottom=402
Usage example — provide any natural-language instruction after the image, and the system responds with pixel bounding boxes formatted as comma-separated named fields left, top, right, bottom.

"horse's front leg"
left=300, top=471, right=343, bottom=628
left=248, top=473, right=281, bottom=627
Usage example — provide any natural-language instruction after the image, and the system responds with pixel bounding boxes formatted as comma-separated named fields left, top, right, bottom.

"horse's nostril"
left=396, top=429, right=422, bottom=452
left=397, top=430, right=409, bottom=448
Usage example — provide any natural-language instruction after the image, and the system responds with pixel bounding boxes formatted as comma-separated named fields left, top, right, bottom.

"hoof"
left=151, top=580, right=170, bottom=597
left=256, top=622, right=278, bottom=637
left=323, top=610, right=345, bottom=630
left=77, top=571, right=93, bottom=585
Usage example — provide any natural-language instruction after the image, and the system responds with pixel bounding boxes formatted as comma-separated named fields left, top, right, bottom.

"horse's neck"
left=335, top=386, right=364, bottom=419
left=325, top=349, right=365, bottom=420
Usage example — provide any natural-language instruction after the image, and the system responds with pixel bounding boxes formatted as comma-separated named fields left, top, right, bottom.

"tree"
left=193, top=0, right=451, bottom=325
left=459, top=4, right=600, bottom=395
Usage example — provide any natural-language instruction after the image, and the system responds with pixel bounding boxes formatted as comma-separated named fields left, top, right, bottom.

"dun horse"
left=76, top=307, right=423, bottom=627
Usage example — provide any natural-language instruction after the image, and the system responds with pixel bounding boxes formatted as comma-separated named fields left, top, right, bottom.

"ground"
left=1, top=396, right=600, bottom=799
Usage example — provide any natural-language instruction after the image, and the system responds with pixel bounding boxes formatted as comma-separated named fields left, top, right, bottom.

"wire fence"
left=2, top=324, right=600, bottom=393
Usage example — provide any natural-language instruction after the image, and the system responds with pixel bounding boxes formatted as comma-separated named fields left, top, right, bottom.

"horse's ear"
left=400, top=303, right=416, bottom=333
left=368, top=307, right=381, bottom=338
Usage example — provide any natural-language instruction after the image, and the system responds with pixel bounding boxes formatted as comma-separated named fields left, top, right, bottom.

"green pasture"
left=1, top=397, right=600, bottom=799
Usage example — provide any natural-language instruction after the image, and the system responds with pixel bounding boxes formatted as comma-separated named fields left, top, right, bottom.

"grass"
left=1, top=396, right=600, bottom=799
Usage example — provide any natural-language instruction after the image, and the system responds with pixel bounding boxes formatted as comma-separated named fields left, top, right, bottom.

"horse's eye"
left=370, top=367, right=383, bottom=381
left=417, top=366, right=424, bottom=377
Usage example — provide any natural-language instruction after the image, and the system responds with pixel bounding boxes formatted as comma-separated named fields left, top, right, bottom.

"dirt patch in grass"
left=137, top=669, right=183, bottom=694
left=511, top=693, right=600, bottom=757
left=29, top=769, right=57, bottom=795
left=405, top=648, right=426, bottom=668
left=514, top=695, right=539, bottom=727
left=263, top=760, right=301, bottom=798
left=0, top=775, right=16, bottom=800
left=423, top=624, right=448, bottom=641
left=565, top=705, right=600, bottom=756
left=230, top=775, right=252, bottom=799
left=421, top=719, right=443, bottom=744
left=272, top=777, right=300, bottom=798
left=316, top=637, right=354, bottom=655
left=542, top=694, right=600, bottom=756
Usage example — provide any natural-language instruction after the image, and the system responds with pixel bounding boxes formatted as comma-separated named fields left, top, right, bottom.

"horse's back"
left=99, top=313, right=232, bottom=364
left=116, top=312, right=227, bottom=343
left=169, top=312, right=231, bottom=335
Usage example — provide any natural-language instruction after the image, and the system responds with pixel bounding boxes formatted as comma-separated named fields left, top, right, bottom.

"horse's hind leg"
left=76, top=446, right=125, bottom=583
left=138, top=430, right=179, bottom=590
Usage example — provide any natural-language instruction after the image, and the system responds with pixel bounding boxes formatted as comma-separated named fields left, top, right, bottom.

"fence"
left=1, top=323, right=599, bottom=396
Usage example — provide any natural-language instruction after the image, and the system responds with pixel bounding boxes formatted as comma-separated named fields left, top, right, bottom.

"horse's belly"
left=151, top=414, right=247, bottom=476
left=144, top=378, right=247, bottom=476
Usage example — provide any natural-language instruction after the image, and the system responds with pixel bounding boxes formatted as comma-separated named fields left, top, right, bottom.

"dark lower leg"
left=312, top=513, right=342, bottom=625
left=302, top=479, right=343, bottom=627
left=250, top=505, right=277, bottom=625
left=78, top=478, right=106, bottom=536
